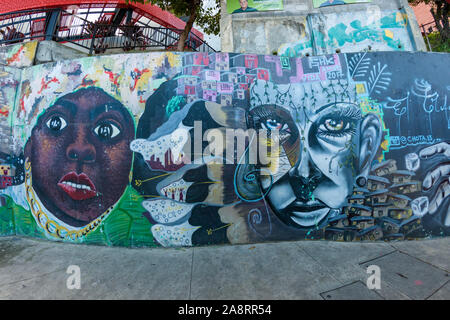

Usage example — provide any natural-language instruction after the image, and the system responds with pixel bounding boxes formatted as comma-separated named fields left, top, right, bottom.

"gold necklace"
left=24, top=158, right=113, bottom=241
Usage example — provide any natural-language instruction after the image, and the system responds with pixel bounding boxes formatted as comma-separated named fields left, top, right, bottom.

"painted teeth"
left=61, top=181, right=92, bottom=191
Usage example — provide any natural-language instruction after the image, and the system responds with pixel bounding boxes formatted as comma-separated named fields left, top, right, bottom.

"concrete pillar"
left=399, top=0, right=427, bottom=51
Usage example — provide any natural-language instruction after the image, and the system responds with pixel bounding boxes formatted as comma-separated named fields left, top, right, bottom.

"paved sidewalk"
left=0, top=236, right=448, bottom=300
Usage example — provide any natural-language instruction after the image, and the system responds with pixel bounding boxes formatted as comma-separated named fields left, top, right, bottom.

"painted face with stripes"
left=249, top=102, right=382, bottom=228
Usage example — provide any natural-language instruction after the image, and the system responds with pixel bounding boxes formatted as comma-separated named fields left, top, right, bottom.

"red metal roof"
left=0, top=0, right=203, bottom=39
left=411, top=2, right=435, bottom=26
left=410, top=0, right=450, bottom=27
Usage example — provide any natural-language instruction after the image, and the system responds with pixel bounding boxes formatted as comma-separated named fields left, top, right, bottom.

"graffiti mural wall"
left=0, top=47, right=449, bottom=247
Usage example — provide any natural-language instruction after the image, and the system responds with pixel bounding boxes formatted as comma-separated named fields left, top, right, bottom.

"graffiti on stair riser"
left=278, top=10, right=414, bottom=57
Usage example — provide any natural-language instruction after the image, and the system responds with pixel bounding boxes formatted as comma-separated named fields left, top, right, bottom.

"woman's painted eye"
left=324, top=118, right=347, bottom=131
left=94, top=122, right=121, bottom=139
left=317, top=116, right=356, bottom=139
left=262, top=119, right=283, bottom=131
left=320, top=118, right=350, bottom=132
left=46, top=116, right=67, bottom=131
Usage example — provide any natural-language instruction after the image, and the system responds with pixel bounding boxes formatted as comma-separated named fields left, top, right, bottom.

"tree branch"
left=176, top=0, right=200, bottom=51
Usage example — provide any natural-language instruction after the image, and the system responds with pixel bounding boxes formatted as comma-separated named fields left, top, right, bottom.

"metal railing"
left=65, top=23, right=216, bottom=54
left=0, top=9, right=52, bottom=45
left=420, top=21, right=439, bottom=52
left=0, top=9, right=216, bottom=53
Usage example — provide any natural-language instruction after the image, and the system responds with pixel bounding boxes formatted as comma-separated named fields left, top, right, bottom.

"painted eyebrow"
left=90, top=102, right=128, bottom=121
left=50, top=99, right=78, bottom=116
left=250, top=107, right=276, bottom=121
left=315, top=102, right=360, bottom=115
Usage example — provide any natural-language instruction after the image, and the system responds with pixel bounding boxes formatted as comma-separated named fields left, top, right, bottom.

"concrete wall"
left=35, top=41, right=87, bottom=65
left=0, top=40, right=87, bottom=67
left=0, top=43, right=449, bottom=247
left=221, top=0, right=427, bottom=56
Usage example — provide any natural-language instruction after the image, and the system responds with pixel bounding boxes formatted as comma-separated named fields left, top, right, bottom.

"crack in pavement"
left=425, top=279, right=449, bottom=300
left=358, top=249, right=398, bottom=266
left=293, top=242, right=347, bottom=299
left=391, top=248, right=450, bottom=274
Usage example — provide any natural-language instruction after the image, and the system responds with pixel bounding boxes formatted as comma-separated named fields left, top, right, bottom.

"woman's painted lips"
left=282, top=200, right=330, bottom=227
left=57, top=172, right=97, bottom=200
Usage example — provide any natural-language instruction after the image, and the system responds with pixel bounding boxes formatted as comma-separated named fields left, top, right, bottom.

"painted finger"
left=423, top=163, right=450, bottom=190
left=444, top=206, right=450, bottom=227
left=428, top=177, right=450, bottom=215
left=419, top=142, right=450, bottom=159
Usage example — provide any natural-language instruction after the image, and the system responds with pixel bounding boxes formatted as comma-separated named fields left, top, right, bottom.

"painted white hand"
left=419, top=142, right=450, bottom=222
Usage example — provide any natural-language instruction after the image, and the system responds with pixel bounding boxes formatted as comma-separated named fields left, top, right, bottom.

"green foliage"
left=11, top=199, right=46, bottom=239
left=425, top=31, right=450, bottom=51
left=126, top=0, right=221, bottom=36
left=408, top=0, right=438, bottom=5
left=0, top=185, right=154, bottom=247
left=408, top=0, right=449, bottom=42
left=84, top=185, right=155, bottom=247
left=0, top=196, right=15, bottom=236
